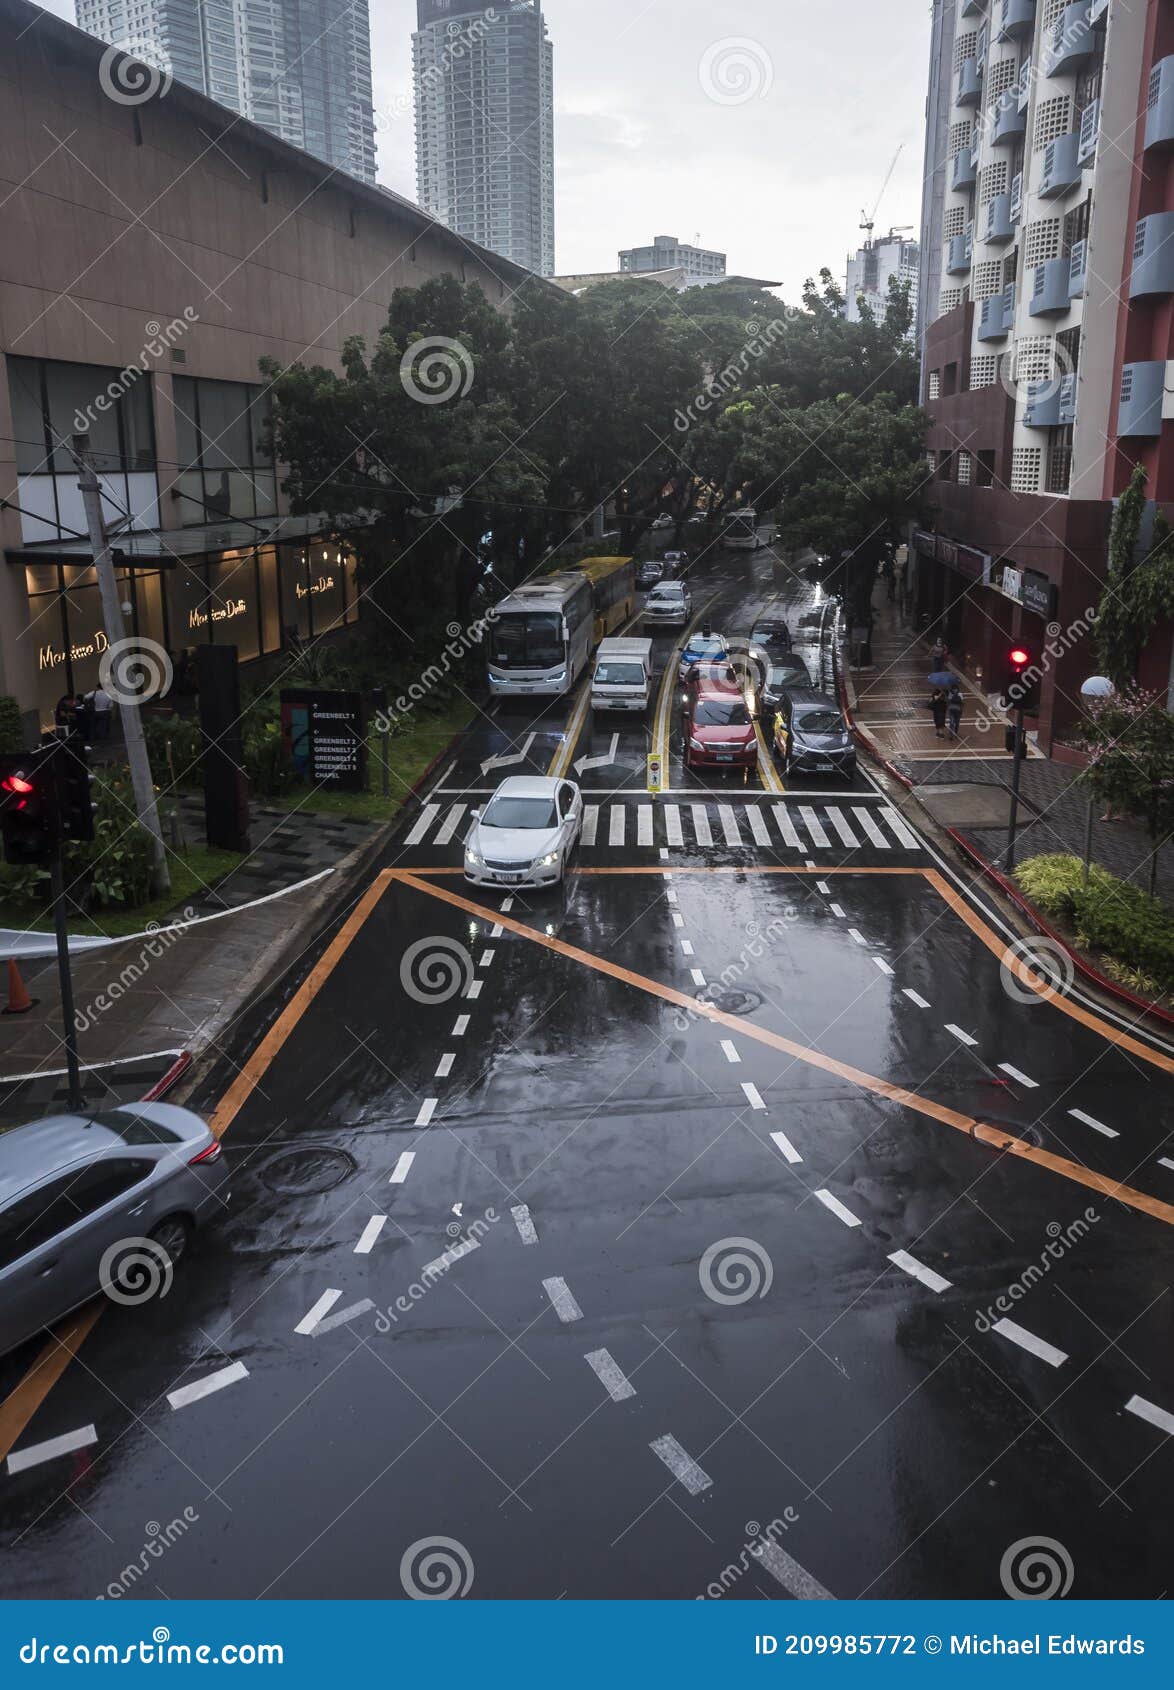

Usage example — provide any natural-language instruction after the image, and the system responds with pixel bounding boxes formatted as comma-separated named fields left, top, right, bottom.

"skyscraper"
left=843, top=230, right=919, bottom=330
left=76, top=0, right=377, bottom=184
left=413, top=0, right=555, bottom=276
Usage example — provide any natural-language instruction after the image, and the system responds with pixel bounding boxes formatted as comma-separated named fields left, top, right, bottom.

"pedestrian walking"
left=930, top=635, right=949, bottom=669
left=88, top=685, right=113, bottom=741
left=931, top=687, right=947, bottom=739
left=882, top=556, right=896, bottom=601
left=946, top=681, right=963, bottom=740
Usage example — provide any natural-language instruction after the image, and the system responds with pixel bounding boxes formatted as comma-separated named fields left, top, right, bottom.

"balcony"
left=1010, top=171, right=1023, bottom=222
left=1068, top=238, right=1088, bottom=297
left=995, top=0, right=1035, bottom=42
left=1017, top=56, right=1032, bottom=110
left=1118, top=362, right=1165, bottom=436
left=960, top=0, right=985, bottom=12
left=977, top=290, right=1010, bottom=340
left=1038, top=131, right=1083, bottom=198
left=1029, top=257, right=1074, bottom=315
left=1088, top=0, right=1108, bottom=19
left=951, top=145, right=978, bottom=190
left=1058, top=373, right=1077, bottom=426
left=1145, top=57, right=1174, bottom=152
left=984, top=192, right=1014, bottom=243
left=956, top=56, right=983, bottom=107
left=1045, top=3, right=1098, bottom=78
left=1024, top=381, right=1062, bottom=428
left=992, top=94, right=1027, bottom=144
left=1077, top=98, right=1099, bottom=165
left=1129, top=212, right=1174, bottom=299
left=947, top=227, right=974, bottom=274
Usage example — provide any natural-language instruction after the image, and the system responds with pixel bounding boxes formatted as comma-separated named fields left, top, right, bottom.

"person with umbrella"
left=947, top=679, right=964, bottom=740
left=927, top=664, right=954, bottom=711
left=930, top=686, right=947, bottom=739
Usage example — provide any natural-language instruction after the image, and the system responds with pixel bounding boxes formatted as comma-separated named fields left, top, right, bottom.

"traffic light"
left=56, top=734, right=97, bottom=844
left=1002, top=643, right=1041, bottom=714
left=0, top=747, right=61, bottom=866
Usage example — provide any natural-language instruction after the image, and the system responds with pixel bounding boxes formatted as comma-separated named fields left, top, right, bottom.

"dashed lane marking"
left=1069, top=1108, right=1117, bottom=1138
left=543, top=1276, right=584, bottom=1323
left=465, top=980, right=483, bottom=1000
left=355, top=1216, right=388, bottom=1254
left=415, top=1098, right=438, bottom=1126
left=946, top=1024, right=978, bottom=1047
left=1159, top=1157, right=1174, bottom=1173
left=452, top=1015, right=470, bottom=1037
left=720, top=1039, right=741, bottom=1064
left=848, top=928, right=868, bottom=947
left=390, top=1151, right=415, bottom=1184
left=681, top=938, right=695, bottom=957
left=311, top=1299, right=376, bottom=1337
left=511, top=1204, right=539, bottom=1245
left=435, top=1053, right=455, bottom=1078
left=166, top=1358, right=248, bottom=1412
left=479, top=949, right=496, bottom=967
left=742, top=1082, right=766, bottom=1110
left=770, top=1129, right=802, bottom=1165
left=649, top=1433, right=712, bottom=1496
left=999, top=1063, right=1039, bottom=1089
left=813, top=1189, right=862, bottom=1228
left=1126, top=1394, right=1174, bottom=1437
left=992, top=1318, right=1067, bottom=1368
left=501, top=897, right=515, bottom=913
left=422, top=1237, right=480, bottom=1279
left=829, top=903, right=846, bottom=919
left=903, top=989, right=931, bottom=1008
left=816, top=880, right=831, bottom=895
left=7, top=1425, right=98, bottom=1475
left=753, top=1541, right=835, bottom=1601
left=888, top=1250, right=951, bottom=1294
left=873, top=957, right=894, bottom=976
left=672, top=913, right=685, bottom=929
left=585, top=1349, right=636, bottom=1402
left=691, top=968, right=707, bottom=986
left=296, top=1290, right=341, bottom=1335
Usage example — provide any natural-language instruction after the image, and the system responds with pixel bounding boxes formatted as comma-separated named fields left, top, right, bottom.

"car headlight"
left=465, top=848, right=481, bottom=866
left=539, top=851, right=560, bottom=867
left=688, top=736, right=705, bottom=751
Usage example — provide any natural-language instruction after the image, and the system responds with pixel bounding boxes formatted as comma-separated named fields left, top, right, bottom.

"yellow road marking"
left=548, top=600, right=646, bottom=780
left=755, top=719, right=784, bottom=793
left=391, top=868, right=1174, bottom=1227
left=650, top=593, right=721, bottom=776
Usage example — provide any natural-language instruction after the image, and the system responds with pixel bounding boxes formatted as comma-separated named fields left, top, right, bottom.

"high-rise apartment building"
left=618, top=235, right=727, bottom=288
left=843, top=230, right=920, bottom=326
left=413, top=0, right=555, bottom=277
left=75, top=0, right=377, bottom=184
left=915, top=0, right=1174, bottom=749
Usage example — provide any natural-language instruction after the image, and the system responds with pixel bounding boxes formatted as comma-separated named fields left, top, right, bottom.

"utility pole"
left=70, top=432, right=170, bottom=896
left=1005, top=707, right=1025, bottom=873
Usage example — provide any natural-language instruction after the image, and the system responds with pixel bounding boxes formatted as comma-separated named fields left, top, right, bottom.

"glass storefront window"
left=167, top=560, right=213, bottom=648
left=207, top=549, right=261, bottom=662
left=303, top=542, right=346, bottom=634
left=280, top=546, right=313, bottom=642
left=258, top=546, right=282, bottom=653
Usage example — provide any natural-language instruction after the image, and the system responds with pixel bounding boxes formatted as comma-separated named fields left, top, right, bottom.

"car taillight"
left=189, top=1141, right=222, bottom=1165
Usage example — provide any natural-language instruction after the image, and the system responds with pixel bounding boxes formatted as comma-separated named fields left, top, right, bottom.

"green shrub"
left=144, top=712, right=203, bottom=790
left=0, top=695, right=22, bottom=753
left=0, top=767, right=154, bottom=913
left=242, top=696, right=298, bottom=797
left=1015, top=853, right=1174, bottom=995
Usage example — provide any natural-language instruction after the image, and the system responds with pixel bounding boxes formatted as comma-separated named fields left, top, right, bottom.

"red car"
left=684, top=681, right=758, bottom=772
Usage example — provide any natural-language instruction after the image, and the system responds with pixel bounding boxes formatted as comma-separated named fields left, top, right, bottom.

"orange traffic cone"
left=2, top=958, right=36, bottom=1015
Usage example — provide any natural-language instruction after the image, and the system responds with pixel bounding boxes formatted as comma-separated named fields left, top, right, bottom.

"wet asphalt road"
left=2, top=551, right=1173, bottom=1602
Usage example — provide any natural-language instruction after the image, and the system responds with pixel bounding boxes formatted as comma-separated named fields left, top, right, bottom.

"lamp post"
left=1079, top=676, right=1115, bottom=887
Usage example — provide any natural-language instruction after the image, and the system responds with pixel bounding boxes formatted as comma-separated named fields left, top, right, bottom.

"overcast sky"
left=47, top=0, right=931, bottom=300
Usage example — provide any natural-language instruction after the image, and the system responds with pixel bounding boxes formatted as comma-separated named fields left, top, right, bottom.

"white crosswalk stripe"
left=407, top=799, right=925, bottom=857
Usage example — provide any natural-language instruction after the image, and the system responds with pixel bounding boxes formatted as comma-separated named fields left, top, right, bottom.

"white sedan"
left=464, top=776, right=583, bottom=890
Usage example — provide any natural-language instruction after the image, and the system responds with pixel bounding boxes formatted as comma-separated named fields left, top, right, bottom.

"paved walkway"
left=850, top=592, right=1174, bottom=902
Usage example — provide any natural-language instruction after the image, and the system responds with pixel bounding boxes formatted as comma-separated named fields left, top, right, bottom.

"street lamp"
left=1080, top=676, right=1115, bottom=887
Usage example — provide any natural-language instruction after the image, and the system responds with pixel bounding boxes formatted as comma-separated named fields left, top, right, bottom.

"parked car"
left=0, top=1103, right=230, bottom=1359
left=770, top=689, right=857, bottom=780
left=678, top=631, right=729, bottom=685
left=662, top=550, right=689, bottom=577
left=750, top=616, right=793, bottom=652
left=651, top=514, right=674, bottom=531
left=684, top=682, right=758, bottom=773
left=643, top=582, right=692, bottom=628
left=464, top=775, right=583, bottom=889
left=636, top=560, right=663, bottom=590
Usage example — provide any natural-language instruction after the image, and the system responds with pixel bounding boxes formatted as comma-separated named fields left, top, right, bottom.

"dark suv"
left=769, top=689, right=856, bottom=780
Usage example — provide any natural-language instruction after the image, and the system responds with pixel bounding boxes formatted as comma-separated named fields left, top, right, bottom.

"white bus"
left=720, top=510, right=777, bottom=550
left=487, top=573, right=594, bottom=699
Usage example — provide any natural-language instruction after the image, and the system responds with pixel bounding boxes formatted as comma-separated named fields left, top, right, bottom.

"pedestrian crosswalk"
left=403, top=798, right=925, bottom=857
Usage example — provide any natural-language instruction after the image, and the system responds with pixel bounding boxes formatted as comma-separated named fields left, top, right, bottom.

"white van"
left=591, top=636, right=653, bottom=714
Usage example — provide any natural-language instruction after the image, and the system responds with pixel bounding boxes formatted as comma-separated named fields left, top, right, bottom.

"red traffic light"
left=1, top=774, right=34, bottom=794
left=1009, top=647, right=1030, bottom=668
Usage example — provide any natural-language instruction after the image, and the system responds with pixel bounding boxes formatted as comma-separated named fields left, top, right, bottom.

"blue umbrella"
left=927, top=670, right=954, bottom=688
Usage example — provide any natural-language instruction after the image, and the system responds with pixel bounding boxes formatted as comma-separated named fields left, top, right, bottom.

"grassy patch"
left=1014, top=852, right=1174, bottom=1000
left=0, top=846, right=243, bottom=940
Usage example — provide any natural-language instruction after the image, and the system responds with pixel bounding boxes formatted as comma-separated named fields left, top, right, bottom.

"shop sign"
left=38, top=629, right=110, bottom=671
left=280, top=689, right=368, bottom=792
left=997, top=565, right=1024, bottom=605
left=912, top=531, right=988, bottom=581
left=295, top=574, right=336, bottom=600
left=188, top=597, right=249, bottom=630
left=1021, top=569, right=1054, bottom=619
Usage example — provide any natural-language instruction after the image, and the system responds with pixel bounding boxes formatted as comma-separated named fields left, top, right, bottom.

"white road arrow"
left=575, top=733, right=619, bottom=775
left=480, top=732, right=536, bottom=777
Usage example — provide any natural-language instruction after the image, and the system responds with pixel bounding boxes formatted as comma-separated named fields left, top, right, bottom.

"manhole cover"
left=705, top=987, right=764, bottom=1016
left=259, top=1145, right=357, bottom=1195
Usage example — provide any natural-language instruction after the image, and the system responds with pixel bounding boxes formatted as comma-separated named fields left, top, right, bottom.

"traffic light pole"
left=1006, top=706, right=1025, bottom=873
left=70, top=434, right=170, bottom=897
left=50, top=854, right=84, bottom=1111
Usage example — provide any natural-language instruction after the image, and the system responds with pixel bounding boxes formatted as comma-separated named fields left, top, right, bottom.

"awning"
left=5, top=511, right=334, bottom=567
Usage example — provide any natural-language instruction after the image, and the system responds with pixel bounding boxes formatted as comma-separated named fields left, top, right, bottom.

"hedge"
left=0, top=695, right=22, bottom=753
left=1014, top=853, right=1174, bottom=996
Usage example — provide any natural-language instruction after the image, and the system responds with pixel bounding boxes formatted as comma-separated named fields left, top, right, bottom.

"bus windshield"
left=491, top=613, right=564, bottom=670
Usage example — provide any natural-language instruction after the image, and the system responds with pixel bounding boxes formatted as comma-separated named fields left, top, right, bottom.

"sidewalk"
left=850, top=591, right=1174, bottom=904
left=0, top=797, right=386, bottom=1127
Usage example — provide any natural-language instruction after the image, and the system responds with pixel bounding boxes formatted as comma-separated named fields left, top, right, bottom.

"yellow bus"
left=576, top=556, right=636, bottom=646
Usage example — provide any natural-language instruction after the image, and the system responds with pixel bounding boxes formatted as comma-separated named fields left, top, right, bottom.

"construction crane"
left=860, top=144, right=905, bottom=242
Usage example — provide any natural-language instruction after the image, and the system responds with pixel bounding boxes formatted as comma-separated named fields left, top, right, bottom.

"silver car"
left=0, top=1102, right=230, bottom=1358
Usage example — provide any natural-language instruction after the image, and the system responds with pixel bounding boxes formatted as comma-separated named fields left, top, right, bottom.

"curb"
left=837, top=642, right=1174, bottom=1034
left=141, top=1050, right=192, bottom=1101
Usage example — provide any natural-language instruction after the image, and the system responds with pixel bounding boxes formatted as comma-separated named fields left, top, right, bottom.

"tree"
left=1095, top=461, right=1174, bottom=689
left=1078, top=686, right=1174, bottom=895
